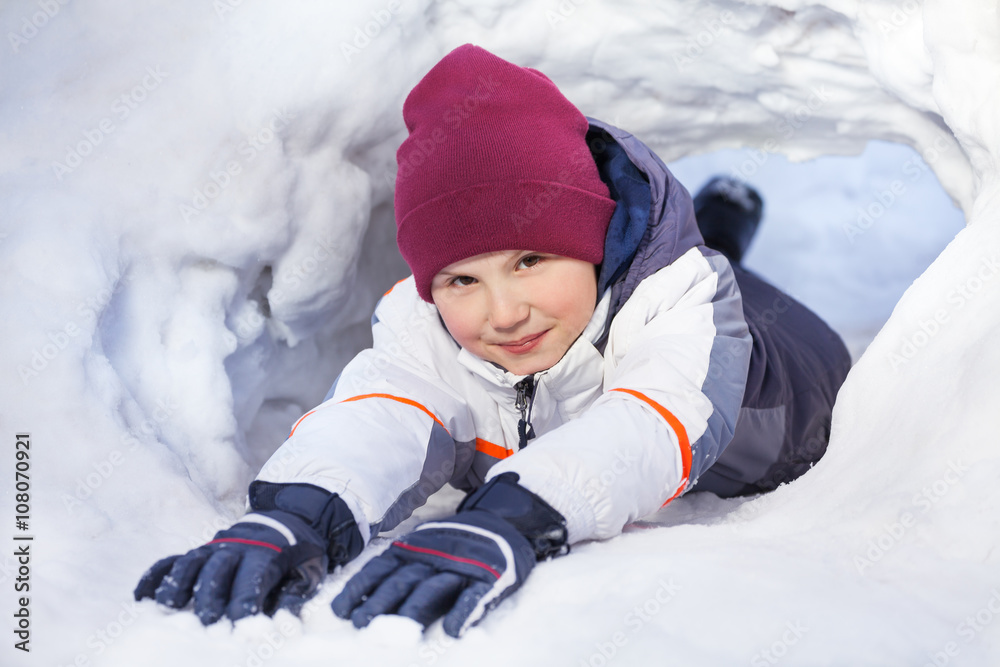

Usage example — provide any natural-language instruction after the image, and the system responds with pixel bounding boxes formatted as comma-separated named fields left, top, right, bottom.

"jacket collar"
left=585, top=118, right=705, bottom=349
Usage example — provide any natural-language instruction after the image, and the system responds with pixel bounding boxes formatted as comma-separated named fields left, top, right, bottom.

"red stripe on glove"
left=392, top=541, right=501, bottom=579
left=208, top=538, right=282, bottom=553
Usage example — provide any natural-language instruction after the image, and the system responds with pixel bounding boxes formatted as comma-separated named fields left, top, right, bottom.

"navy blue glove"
left=331, top=473, right=567, bottom=637
left=135, top=482, right=363, bottom=625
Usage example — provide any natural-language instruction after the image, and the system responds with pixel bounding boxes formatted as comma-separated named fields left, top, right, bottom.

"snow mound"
left=1, top=0, right=997, bottom=665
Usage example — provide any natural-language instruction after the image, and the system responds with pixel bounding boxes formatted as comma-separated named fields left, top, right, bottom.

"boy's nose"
left=487, top=288, right=530, bottom=331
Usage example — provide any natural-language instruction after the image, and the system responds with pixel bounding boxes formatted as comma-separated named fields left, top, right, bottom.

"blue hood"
left=587, top=118, right=705, bottom=320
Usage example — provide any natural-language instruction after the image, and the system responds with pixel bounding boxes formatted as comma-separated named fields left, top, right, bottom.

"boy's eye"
left=517, top=255, right=542, bottom=269
left=452, top=276, right=476, bottom=287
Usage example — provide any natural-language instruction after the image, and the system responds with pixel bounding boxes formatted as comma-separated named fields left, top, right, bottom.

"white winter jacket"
left=258, top=249, right=750, bottom=546
left=255, top=120, right=775, bottom=547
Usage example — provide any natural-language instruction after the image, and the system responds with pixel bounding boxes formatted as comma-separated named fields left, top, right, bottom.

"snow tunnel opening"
left=614, top=136, right=969, bottom=528
left=233, top=136, right=968, bottom=511
left=666, top=139, right=967, bottom=362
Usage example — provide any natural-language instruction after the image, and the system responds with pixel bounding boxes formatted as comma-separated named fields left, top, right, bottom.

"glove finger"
left=272, top=577, right=314, bottom=618
left=225, top=549, right=287, bottom=622
left=349, top=562, right=435, bottom=629
left=442, top=581, right=494, bottom=638
left=192, top=549, right=240, bottom=626
left=155, top=550, right=211, bottom=609
left=269, top=546, right=327, bottom=617
left=330, top=553, right=404, bottom=620
left=134, top=555, right=180, bottom=601
left=396, top=571, right=466, bottom=628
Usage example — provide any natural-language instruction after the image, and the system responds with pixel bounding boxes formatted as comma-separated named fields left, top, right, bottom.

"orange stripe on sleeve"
left=610, top=388, right=692, bottom=505
left=475, top=438, right=513, bottom=460
left=288, top=394, right=448, bottom=440
left=383, top=278, right=407, bottom=296
left=339, top=393, right=447, bottom=430
left=288, top=409, right=316, bottom=438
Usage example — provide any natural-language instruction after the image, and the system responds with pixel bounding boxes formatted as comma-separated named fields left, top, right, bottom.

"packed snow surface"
left=1, top=0, right=997, bottom=665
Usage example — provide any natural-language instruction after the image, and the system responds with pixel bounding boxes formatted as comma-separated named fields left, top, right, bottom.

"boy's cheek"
left=435, top=304, right=474, bottom=346
left=443, top=321, right=477, bottom=350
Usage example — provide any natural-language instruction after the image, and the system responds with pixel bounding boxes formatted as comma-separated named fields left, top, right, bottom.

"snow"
left=1, top=0, right=997, bottom=665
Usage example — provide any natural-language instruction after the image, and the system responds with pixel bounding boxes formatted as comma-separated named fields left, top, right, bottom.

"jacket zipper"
left=514, top=375, right=537, bottom=449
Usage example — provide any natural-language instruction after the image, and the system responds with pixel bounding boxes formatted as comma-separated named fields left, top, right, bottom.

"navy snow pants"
left=695, top=263, right=853, bottom=497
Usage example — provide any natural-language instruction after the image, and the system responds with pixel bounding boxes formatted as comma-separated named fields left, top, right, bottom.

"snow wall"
left=1, top=0, right=999, bottom=665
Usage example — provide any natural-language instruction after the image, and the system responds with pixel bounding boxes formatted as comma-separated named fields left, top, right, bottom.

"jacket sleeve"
left=487, top=248, right=752, bottom=543
left=254, top=278, right=476, bottom=545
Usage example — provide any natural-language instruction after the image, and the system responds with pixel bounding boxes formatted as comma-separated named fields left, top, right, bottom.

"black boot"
left=692, top=176, right=763, bottom=266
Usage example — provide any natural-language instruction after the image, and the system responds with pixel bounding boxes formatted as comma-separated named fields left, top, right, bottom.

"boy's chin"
left=487, top=351, right=559, bottom=376
left=501, top=362, right=552, bottom=376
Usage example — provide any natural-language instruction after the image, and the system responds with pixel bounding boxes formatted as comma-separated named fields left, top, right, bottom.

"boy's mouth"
left=494, top=330, right=548, bottom=354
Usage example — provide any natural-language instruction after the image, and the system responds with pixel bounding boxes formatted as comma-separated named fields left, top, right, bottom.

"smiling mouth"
left=495, top=330, right=548, bottom=353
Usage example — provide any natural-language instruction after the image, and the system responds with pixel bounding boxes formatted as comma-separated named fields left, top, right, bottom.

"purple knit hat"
left=394, top=44, right=617, bottom=302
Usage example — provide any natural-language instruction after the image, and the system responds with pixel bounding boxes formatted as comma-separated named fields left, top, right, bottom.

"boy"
left=135, top=44, right=851, bottom=638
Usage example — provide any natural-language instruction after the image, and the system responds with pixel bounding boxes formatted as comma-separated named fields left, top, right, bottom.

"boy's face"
left=430, top=250, right=598, bottom=376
